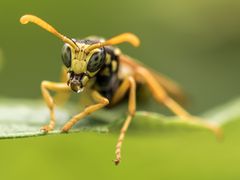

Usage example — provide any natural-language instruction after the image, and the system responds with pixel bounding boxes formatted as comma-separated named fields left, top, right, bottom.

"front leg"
left=41, top=81, right=71, bottom=132
left=54, top=66, right=71, bottom=106
left=61, top=91, right=109, bottom=132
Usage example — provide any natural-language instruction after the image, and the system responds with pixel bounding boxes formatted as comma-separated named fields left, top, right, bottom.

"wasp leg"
left=111, top=76, right=136, bottom=165
left=135, top=67, right=222, bottom=138
left=54, top=66, right=71, bottom=106
left=41, top=81, right=70, bottom=132
left=61, top=91, right=109, bottom=132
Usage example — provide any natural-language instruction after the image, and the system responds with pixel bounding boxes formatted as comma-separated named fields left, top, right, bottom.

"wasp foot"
left=114, top=158, right=121, bottom=166
left=61, top=124, right=71, bottom=133
left=40, top=124, right=54, bottom=133
left=180, top=116, right=223, bottom=140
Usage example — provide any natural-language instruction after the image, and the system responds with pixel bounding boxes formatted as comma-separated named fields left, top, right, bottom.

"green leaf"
left=0, top=98, right=110, bottom=139
left=202, top=97, right=240, bottom=125
left=0, top=97, right=239, bottom=139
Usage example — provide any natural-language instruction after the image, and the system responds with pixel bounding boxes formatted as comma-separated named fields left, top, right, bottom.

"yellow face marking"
left=87, top=70, right=100, bottom=77
left=81, top=76, right=89, bottom=86
left=72, top=60, right=86, bottom=74
left=69, top=43, right=101, bottom=74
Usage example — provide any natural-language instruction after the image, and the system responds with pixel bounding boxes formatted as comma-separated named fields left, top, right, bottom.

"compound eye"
left=87, top=51, right=104, bottom=72
left=61, top=44, right=72, bottom=68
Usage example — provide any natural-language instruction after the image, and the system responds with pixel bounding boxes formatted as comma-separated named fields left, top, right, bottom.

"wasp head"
left=61, top=40, right=106, bottom=93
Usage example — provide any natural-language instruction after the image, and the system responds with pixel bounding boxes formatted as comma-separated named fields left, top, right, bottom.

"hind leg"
left=111, top=76, right=136, bottom=165
left=135, top=67, right=221, bottom=137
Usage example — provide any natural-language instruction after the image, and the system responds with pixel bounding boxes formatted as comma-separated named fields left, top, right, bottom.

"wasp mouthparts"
left=67, top=72, right=87, bottom=93
left=69, top=81, right=84, bottom=93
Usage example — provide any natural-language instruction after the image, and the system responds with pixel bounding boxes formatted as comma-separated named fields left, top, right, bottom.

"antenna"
left=20, top=14, right=79, bottom=51
left=85, top=33, right=140, bottom=53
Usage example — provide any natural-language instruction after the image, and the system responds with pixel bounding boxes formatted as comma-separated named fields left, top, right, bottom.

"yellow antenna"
left=20, top=14, right=79, bottom=51
left=85, top=33, right=140, bottom=53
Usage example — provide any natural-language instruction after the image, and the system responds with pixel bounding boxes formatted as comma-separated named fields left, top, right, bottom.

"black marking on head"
left=61, top=44, right=72, bottom=68
left=77, top=39, right=100, bottom=45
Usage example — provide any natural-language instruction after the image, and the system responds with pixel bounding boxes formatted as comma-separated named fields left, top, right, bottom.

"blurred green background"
left=0, top=0, right=240, bottom=179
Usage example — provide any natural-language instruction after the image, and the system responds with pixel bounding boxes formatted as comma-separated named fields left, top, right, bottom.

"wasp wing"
left=119, top=54, right=187, bottom=104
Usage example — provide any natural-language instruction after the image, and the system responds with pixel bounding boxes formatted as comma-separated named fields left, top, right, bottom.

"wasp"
left=20, top=14, right=221, bottom=165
